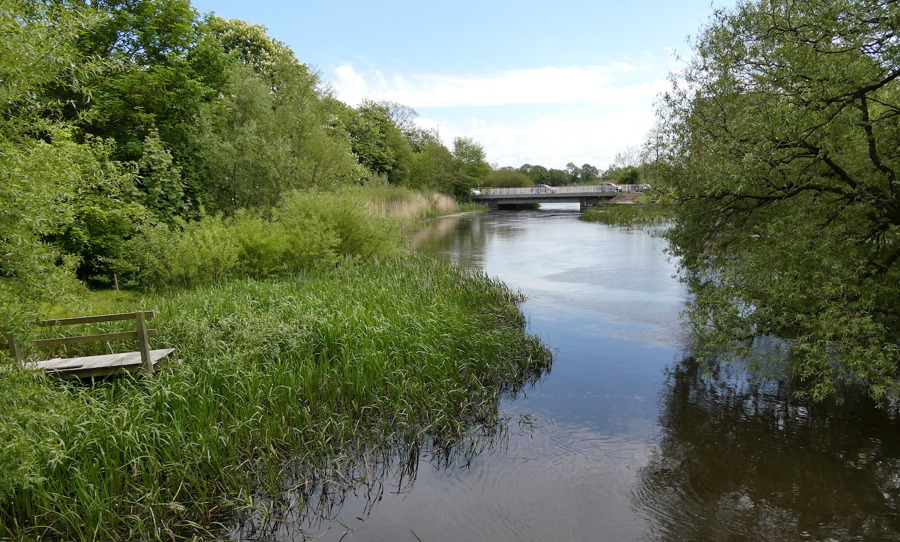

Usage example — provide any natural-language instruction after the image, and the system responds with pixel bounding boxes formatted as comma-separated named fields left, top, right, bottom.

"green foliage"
left=452, top=137, right=492, bottom=183
left=128, top=215, right=240, bottom=288
left=656, top=0, right=900, bottom=401
left=520, top=164, right=550, bottom=184
left=274, top=189, right=401, bottom=262
left=408, top=142, right=458, bottom=192
left=135, top=130, right=190, bottom=223
left=0, top=2, right=105, bottom=333
left=484, top=168, right=533, bottom=188
left=580, top=203, right=671, bottom=226
left=345, top=100, right=415, bottom=184
left=602, top=165, right=642, bottom=185
left=546, top=168, right=570, bottom=185
left=0, top=255, right=551, bottom=540
left=195, top=53, right=362, bottom=213
left=80, top=0, right=197, bottom=64
left=125, top=189, right=402, bottom=288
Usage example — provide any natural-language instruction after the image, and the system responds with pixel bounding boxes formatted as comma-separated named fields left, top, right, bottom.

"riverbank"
left=0, top=188, right=550, bottom=541
left=579, top=200, right=671, bottom=226
left=0, top=255, right=550, bottom=540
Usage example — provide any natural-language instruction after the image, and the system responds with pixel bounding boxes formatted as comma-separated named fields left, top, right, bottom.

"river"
left=242, top=205, right=900, bottom=541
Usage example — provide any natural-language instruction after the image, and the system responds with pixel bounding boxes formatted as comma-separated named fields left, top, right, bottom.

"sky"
left=188, top=0, right=731, bottom=170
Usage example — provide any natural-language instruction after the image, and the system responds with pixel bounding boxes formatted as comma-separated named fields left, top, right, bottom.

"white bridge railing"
left=477, top=184, right=641, bottom=196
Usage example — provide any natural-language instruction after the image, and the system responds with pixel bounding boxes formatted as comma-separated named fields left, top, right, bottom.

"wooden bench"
left=6, top=311, right=175, bottom=380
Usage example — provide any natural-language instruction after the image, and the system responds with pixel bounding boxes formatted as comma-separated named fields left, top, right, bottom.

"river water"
left=243, top=205, right=900, bottom=541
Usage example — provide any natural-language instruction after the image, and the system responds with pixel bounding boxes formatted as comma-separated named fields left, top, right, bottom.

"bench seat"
left=26, top=348, right=176, bottom=379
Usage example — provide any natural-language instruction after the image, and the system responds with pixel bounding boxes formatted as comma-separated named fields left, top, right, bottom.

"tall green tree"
left=657, top=0, right=900, bottom=401
left=195, top=18, right=362, bottom=212
left=523, top=164, right=550, bottom=184
left=344, top=99, right=414, bottom=184
left=0, top=1, right=122, bottom=329
left=580, top=163, right=599, bottom=184
left=484, top=168, right=532, bottom=188
left=408, top=142, right=457, bottom=191
left=546, top=168, right=569, bottom=185
left=565, top=162, right=581, bottom=184
left=452, top=137, right=492, bottom=179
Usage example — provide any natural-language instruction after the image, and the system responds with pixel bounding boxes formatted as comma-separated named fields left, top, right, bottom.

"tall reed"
left=0, top=254, right=550, bottom=540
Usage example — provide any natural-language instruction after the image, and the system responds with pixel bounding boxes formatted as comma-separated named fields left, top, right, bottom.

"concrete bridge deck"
left=473, top=184, right=639, bottom=210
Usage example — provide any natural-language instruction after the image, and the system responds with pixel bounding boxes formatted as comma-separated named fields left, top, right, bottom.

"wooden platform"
left=25, top=348, right=176, bottom=380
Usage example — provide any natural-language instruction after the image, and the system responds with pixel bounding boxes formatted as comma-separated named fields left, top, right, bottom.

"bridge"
left=472, top=184, right=642, bottom=210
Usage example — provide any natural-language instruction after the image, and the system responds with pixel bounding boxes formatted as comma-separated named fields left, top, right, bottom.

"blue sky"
left=189, top=0, right=730, bottom=170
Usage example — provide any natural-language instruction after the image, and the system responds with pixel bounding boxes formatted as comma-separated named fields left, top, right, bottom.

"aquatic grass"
left=580, top=203, right=673, bottom=227
left=0, top=253, right=550, bottom=540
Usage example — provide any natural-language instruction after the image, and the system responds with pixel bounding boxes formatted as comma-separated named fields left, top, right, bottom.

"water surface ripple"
left=234, top=205, right=900, bottom=541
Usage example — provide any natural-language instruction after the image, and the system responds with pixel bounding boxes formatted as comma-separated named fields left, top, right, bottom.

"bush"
left=274, top=189, right=401, bottom=262
left=123, top=189, right=405, bottom=288
left=128, top=216, right=239, bottom=288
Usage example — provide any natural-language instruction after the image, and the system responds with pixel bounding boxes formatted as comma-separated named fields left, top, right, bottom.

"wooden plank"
left=27, top=349, right=175, bottom=378
left=47, top=352, right=174, bottom=380
left=35, top=329, right=158, bottom=348
left=40, top=311, right=156, bottom=327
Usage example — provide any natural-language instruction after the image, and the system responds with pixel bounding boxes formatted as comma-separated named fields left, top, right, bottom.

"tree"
left=452, top=137, right=492, bottom=184
left=580, top=163, right=600, bottom=184
left=0, top=1, right=115, bottom=330
left=524, top=164, right=550, bottom=184
left=657, top=0, right=900, bottom=401
left=546, top=168, right=569, bottom=185
left=483, top=168, right=532, bottom=188
left=345, top=99, right=414, bottom=184
left=565, top=162, right=581, bottom=184
left=195, top=19, right=362, bottom=212
left=409, top=142, right=457, bottom=191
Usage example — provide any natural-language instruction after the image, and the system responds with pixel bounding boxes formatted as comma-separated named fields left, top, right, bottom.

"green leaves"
left=658, top=0, right=900, bottom=401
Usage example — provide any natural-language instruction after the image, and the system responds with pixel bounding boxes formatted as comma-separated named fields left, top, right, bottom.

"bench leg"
left=6, top=335, right=23, bottom=367
left=135, top=312, right=154, bottom=376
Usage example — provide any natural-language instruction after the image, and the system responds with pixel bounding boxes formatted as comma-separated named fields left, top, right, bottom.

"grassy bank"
left=579, top=202, right=672, bottom=227
left=0, top=254, right=550, bottom=540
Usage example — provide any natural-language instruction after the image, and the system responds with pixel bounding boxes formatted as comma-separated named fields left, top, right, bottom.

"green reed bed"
left=0, top=254, right=551, bottom=540
left=580, top=203, right=672, bottom=227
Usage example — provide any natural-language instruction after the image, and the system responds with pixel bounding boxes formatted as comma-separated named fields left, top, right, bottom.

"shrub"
left=123, top=189, right=406, bottom=288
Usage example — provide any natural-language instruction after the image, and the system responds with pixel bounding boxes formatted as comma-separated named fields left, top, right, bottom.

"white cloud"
left=330, top=62, right=665, bottom=108
left=435, top=108, right=657, bottom=170
left=327, top=60, right=670, bottom=169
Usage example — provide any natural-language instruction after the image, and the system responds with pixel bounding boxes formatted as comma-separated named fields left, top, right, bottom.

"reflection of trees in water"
left=409, top=212, right=538, bottom=269
left=230, top=362, right=549, bottom=541
left=408, top=214, right=489, bottom=268
left=636, top=357, right=900, bottom=541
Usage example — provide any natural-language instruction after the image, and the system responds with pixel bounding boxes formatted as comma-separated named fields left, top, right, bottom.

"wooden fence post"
left=6, top=335, right=23, bottom=367
left=135, top=311, right=154, bottom=376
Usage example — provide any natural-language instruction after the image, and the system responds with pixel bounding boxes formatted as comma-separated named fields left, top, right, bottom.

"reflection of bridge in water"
left=473, top=184, right=640, bottom=210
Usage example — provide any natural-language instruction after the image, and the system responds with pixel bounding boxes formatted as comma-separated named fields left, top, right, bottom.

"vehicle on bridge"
left=531, top=184, right=556, bottom=193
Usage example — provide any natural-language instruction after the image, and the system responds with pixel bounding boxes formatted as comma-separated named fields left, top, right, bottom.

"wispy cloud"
left=330, top=62, right=666, bottom=108
left=326, top=60, right=670, bottom=169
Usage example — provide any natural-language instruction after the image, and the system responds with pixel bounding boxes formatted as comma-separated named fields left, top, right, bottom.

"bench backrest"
left=6, top=311, right=159, bottom=375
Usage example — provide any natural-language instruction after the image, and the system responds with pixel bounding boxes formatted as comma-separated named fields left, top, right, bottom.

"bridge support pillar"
left=580, top=197, right=601, bottom=211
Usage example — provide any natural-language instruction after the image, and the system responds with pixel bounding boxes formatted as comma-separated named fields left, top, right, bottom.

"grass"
left=456, top=202, right=489, bottom=213
left=0, top=253, right=551, bottom=540
left=349, top=185, right=459, bottom=229
left=579, top=202, right=672, bottom=227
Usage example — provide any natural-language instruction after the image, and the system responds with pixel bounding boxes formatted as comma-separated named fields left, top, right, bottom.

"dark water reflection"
left=233, top=206, right=900, bottom=541
left=639, top=358, right=900, bottom=541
